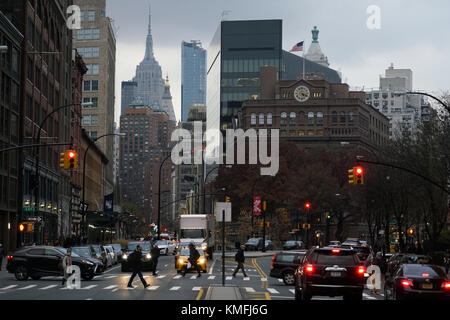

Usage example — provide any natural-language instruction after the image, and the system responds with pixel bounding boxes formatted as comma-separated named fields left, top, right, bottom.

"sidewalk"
left=205, top=286, right=242, bottom=300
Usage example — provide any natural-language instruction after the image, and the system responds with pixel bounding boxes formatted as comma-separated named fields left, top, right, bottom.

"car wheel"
left=82, top=274, right=94, bottom=281
left=15, top=265, right=29, bottom=281
left=283, top=271, right=295, bottom=285
left=30, top=275, right=41, bottom=280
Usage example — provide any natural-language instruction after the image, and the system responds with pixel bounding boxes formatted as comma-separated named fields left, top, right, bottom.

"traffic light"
left=67, top=150, right=77, bottom=170
left=354, top=166, right=364, bottom=184
left=304, top=202, right=311, bottom=210
left=348, top=168, right=355, bottom=184
left=60, top=152, right=67, bottom=169
left=326, top=212, right=331, bottom=219
left=19, top=223, right=25, bottom=232
left=19, top=222, right=33, bottom=233
left=407, top=228, right=415, bottom=235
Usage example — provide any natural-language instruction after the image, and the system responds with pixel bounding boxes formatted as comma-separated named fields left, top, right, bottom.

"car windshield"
left=403, top=265, right=445, bottom=278
left=156, top=240, right=168, bottom=246
left=127, top=242, right=150, bottom=251
left=180, top=229, right=205, bottom=239
left=111, top=244, right=122, bottom=251
left=55, top=247, right=80, bottom=257
left=72, top=247, right=91, bottom=257
left=91, top=245, right=100, bottom=254
left=247, top=238, right=260, bottom=244
left=180, top=249, right=204, bottom=256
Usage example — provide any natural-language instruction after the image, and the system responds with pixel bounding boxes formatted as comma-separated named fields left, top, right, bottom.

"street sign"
left=215, top=202, right=231, bottom=222
left=23, top=207, right=35, bottom=213
left=253, top=196, right=261, bottom=216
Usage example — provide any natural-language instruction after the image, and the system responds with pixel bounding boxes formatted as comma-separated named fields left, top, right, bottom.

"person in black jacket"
left=127, top=245, right=149, bottom=288
left=0, top=243, right=4, bottom=271
left=232, top=245, right=247, bottom=277
left=150, top=243, right=160, bottom=276
left=183, top=243, right=201, bottom=277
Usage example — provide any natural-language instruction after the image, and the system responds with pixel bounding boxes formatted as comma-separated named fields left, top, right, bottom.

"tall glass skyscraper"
left=181, top=40, right=207, bottom=122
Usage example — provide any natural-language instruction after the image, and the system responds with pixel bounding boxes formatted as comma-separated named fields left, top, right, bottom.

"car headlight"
left=201, top=243, right=207, bottom=250
left=178, top=258, right=185, bottom=264
left=198, top=258, right=206, bottom=264
left=82, top=259, right=94, bottom=265
left=146, top=253, right=151, bottom=259
left=122, top=254, right=128, bottom=260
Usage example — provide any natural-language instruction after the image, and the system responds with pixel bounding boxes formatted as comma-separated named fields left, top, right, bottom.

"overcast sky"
left=106, top=0, right=450, bottom=123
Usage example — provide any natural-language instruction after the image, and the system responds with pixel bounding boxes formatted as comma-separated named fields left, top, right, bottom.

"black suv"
left=294, top=247, right=367, bottom=301
left=270, top=251, right=306, bottom=285
left=6, top=246, right=100, bottom=281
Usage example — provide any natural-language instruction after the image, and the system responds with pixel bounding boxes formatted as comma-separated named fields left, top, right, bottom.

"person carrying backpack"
left=233, top=245, right=247, bottom=277
left=183, top=243, right=201, bottom=277
left=127, top=245, right=149, bottom=288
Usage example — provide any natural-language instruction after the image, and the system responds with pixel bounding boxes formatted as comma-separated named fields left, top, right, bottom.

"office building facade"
left=121, top=81, right=137, bottom=115
left=181, top=40, right=206, bottom=122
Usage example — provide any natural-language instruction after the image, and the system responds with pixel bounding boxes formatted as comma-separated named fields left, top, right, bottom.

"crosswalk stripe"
left=245, top=287, right=255, bottom=293
left=19, top=285, right=37, bottom=290
left=147, top=286, right=159, bottom=290
left=192, top=287, right=201, bottom=291
left=169, top=286, right=180, bottom=291
left=267, top=288, right=279, bottom=294
left=226, top=276, right=233, bottom=280
left=261, top=278, right=267, bottom=281
left=289, top=289, right=295, bottom=294
left=40, top=285, right=58, bottom=290
left=243, top=277, right=250, bottom=281
left=208, top=276, right=215, bottom=280
left=82, top=285, right=97, bottom=290
left=0, top=285, right=18, bottom=290
left=156, top=275, right=166, bottom=279
left=104, top=275, right=117, bottom=279
left=190, top=275, right=197, bottom=279
left=103, top=285, right=117, bottom=290
left=278, top=279, right=283, bottom=283
left=173, top=275, right=182, bottom=279
left=112, top=288, right=118, bottom=292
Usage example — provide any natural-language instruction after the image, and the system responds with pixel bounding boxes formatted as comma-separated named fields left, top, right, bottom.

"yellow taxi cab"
left=175, top=247, right=208, bottom=273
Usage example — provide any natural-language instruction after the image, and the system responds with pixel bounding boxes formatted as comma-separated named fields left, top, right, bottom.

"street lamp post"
left=157, top=153, right=172, bottom=240
left=203, top=166, right=218, bottom=215
left=81, top=132, right=125, bottom=241
left=34, top=102, right=91, bottom=244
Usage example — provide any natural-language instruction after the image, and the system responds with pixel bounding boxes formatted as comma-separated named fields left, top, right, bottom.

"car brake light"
left=7, top=255, right=13, bottom=260
left=421, top=273, right=430, bottom=277
left=357, top=266, right=366, bottom=275
left=305, top=264, right=314, bottom=273
left=271, top=254, right=276, bottom=268
left=442, top=282, right=450, bottom=290
left=331, top=249, right=340, bottom=253
left=401, top=280, right=413, bottom=287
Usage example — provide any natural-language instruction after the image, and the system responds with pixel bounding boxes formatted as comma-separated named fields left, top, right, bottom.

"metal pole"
left=262, top=207, right=266, bottom=252
left=305, top=208, right=310, bottom=248
left=222, top=209, right=225, bottom=287
left=157, top=153, right=171, bottom=240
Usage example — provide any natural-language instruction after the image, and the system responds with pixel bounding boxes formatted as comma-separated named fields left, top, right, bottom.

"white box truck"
left=179, top=214, right=215, bottom=258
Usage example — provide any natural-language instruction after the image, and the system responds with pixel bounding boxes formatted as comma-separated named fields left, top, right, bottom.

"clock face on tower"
left=294, top=86, right=310, bottom=102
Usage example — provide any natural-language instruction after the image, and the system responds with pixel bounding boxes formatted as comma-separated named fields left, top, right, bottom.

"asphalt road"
left=0, top=253, right=384, bottom=300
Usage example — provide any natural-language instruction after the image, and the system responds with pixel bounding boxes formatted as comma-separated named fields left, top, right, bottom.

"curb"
left=205, top=285, right=243, bottom=300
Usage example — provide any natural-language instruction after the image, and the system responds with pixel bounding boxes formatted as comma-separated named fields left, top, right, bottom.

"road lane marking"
left=226, top=276, right=232, bottom=280
left=105, top=275, right=118, bottom=279
left=278, top=279, right=283, bottom=283
left=261, top=278, right=267, bottom=281
left=192, top=287, right=201, bottom=291
left=156, top=275, right=166, bottom=279
left=289, top=289, right=295, bottom=294
left=18, top=285, right=37, bottom=290
left=190, top=275, right=197, bottom=279
left=208, top=258, right=217, bottom=274
left=103, top=265, right=120, bottom=273
left=0, top=285, right=18, bottom=290
left=169, top=286, right=180, bottom=291
left=195, top=288, right=204, bottom=300
left=173, top=275, right=182, bottom=279
left=147, top=286, right=159, bottom=290
left=267, top=288, right=279, bottom=294
left=243, top=277, right=250, bottom=281
left=208, top=276, right=215, bottom=280
left=103, top=285, right=117, bottom=290
left=40, top=285, right=58, bottom=290
left=82, top=285, right=97, bottom=290
left=245, top=287, right=256, bottom=293
left=112, top=288, right=118, bottom=292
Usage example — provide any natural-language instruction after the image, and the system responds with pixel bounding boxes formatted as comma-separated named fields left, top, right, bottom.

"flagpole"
left=302, top=44, right=306, bottom=80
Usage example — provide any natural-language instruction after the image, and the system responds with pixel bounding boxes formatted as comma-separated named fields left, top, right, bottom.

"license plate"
left=422, top=283, right=433, bottom=289
left=330, top=272, right=341, bottom=277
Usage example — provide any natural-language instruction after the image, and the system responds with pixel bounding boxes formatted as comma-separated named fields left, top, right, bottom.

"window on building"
left=280, top=112, right=287, bottom=125
left=267, top=113, right=272, bottom=125
left=340, top=112, right=346, bottom=123
left=331, top=111, right=337, bottom=123
left=79, top=11, right=85, bottom=22
left=316, top=129, right=324, bottom=136
left=77, top=47, right=100, bottom=58
left=250, top=113, right=256, bottom=125
left=316, top=112, right=323, bottom=125
left=83, top=80, right=98, bottom=92
left=85, top=64, right=99, bottom=75
left=348, top=112, right=354, bottom=123
left=289, top=112, right=296, bottom=125
left=77, top=29, right=100, bottom=40
left=83, top=97, right=98, bottom=108
left=307, top=130, right=314, bottom=136
left=87, top=11, right=95, bottom=22
left=307, top=112, right=314, bottom=125
left=258, top=113, right=264, bottom=125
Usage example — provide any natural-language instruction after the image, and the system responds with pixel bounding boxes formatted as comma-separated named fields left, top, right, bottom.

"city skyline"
left=108, top=0, right=450, bottom=123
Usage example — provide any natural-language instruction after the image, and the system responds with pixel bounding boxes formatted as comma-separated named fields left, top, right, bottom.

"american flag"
left=289, top=41, right=304, bottom=52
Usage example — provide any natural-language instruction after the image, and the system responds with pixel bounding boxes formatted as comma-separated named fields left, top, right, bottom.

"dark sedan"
left=384, top=264, right=450, bottom=300
left=6, top=246, right=99, bottom=281
left=244, top=238, right=263, bottom=251
left=121, top=241, right=153, bottom=272
left=283, top=241, right=304, bottom=251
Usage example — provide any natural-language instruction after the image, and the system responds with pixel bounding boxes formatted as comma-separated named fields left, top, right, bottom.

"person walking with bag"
left=61, top=248, right=73, bottom=286
left=232, top=245, right=248, bottom=277
left=127, top=244, right=149, bottom=288
left=182, top=243, right=201, bottom=277
left=151, top=243, right=160, bottom=276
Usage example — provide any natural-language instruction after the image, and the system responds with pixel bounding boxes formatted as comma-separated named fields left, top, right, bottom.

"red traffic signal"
left=356, top=167, right=363, bottom=174
left=305, top=202, right=311, bottom=209
left=19, top=223, right=25, bottom=232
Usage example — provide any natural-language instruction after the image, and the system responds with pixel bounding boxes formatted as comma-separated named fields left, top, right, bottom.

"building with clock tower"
left=239, top=66, right=389, bottom=153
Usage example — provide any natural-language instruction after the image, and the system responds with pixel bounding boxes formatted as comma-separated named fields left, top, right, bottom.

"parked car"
left=384, top=264, right=450, bottom=300
left=283, top=241, right=304, bottom=251
left=328, top=241, right=341, bottom=247
left=89, top=244, right=108, bottom=267
left=6, top=246, right=99, bottom=281
left=71, top=246, right=105, bottom=273
left=111, top=244, right=124, bottom=262
left=103, top=245, right=117, bottom=266
left=121, top=241, right=153, bottom=272
left=244, top=238, right=263, bottom=251
left=175, top=247, right=208, bottom=273
left=270, top=251, right=306, bottom=285
left=265, top=240, right=274, bottom=251
left=294, top=247, right=368, bottom=301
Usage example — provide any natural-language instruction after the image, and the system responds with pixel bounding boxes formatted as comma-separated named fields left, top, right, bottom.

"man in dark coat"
left=232, top=245, right=247, bottom=277
left=150, top=243, right=160, bottom=276
left=183, top=243, right=201, bottom=277
left=127, top=245, right=149, bottom=288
